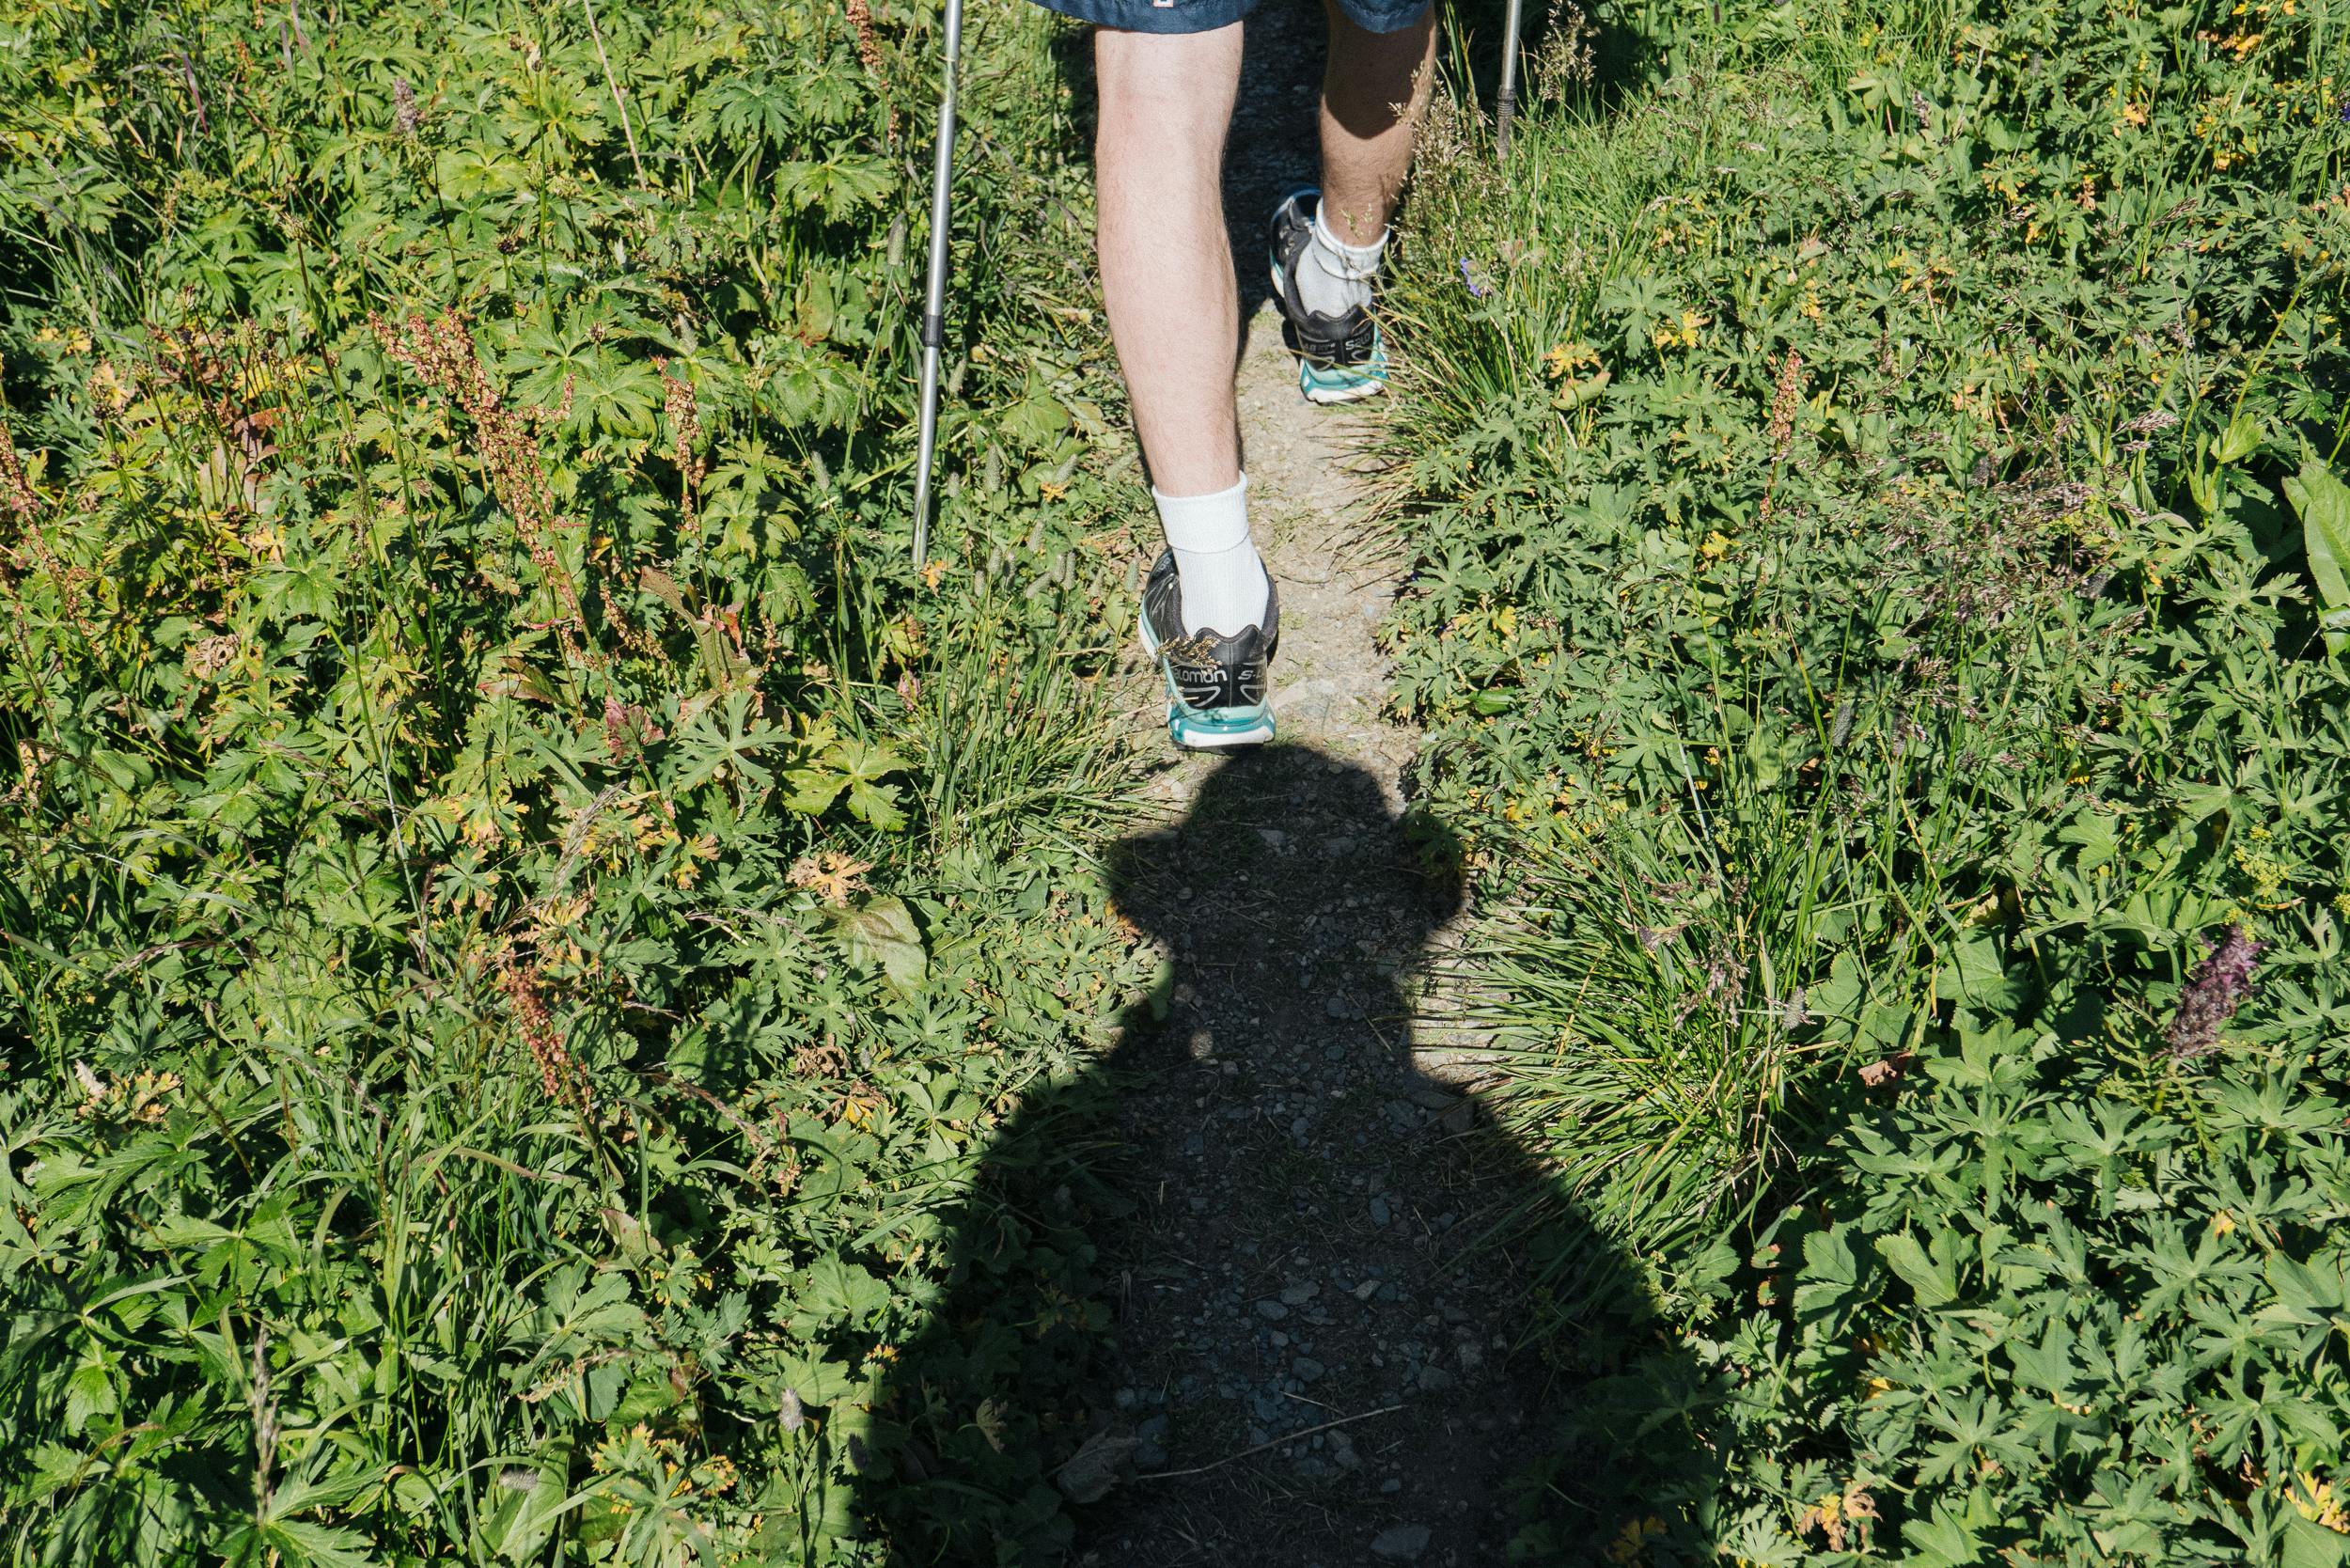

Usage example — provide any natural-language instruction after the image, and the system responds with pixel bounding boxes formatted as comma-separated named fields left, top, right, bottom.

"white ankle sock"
left=1296, top=209, right=1386, bottom=320
left=1154, top=475, right=1267, bottom=636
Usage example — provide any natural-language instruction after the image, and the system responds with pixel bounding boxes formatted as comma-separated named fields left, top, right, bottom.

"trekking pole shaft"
left=1496, top=0, right=1524, bottom=158
left=913, top=344, right=942, bottom=567
left=911, top=0, right=964, bottom=567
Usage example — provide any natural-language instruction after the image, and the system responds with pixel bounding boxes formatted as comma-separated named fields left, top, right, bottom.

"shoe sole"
left=1137, top=604, right=1276, bottom=750
left=1299, top=364, right=1386, bottom=404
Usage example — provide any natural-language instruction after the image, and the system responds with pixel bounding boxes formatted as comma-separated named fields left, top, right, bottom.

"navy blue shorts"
left=1031, top=0, right=1430, bottom=38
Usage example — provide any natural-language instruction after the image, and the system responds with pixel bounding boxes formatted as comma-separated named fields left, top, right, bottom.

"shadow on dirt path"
left=864, top=749, right=1715, bottom=1565
left=1066, top=745, right=1547, bottom=1563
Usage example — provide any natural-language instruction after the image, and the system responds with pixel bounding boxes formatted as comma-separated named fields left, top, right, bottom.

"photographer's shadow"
left=868, top=745, right=1713, bottom=1563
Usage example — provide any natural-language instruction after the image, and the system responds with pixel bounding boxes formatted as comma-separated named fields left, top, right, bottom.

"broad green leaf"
left=1799, top=1225, right=1858, bottom=1290
left=1903, top=1503, right=1985, bottom=1567
left=2286, top=1515, right=2350, bottom=1568
left=772, top=1350, right=858, bottom=1406
left=791, top=1255, right=891, bottom=1333
left=672, top=691, right=790, bottom=793
left=1935, top=932, right=2015, bottom=1010
left=2056, top=809, right=2121, bottom=872
left=24, top=1443, right=90, bottom=1502
left=213, top=1522, right=374, bottom=1568
left=822, top=894, right=927, bottom=990
left=2285, top=457, right=2350, bottom=653
left=2272, top=1251, right=2349, bottom=1320
left=2214, top=412, right=2261, bottom=465
left=62, top=1360, right=117, bottom=1436
left=1877, top=1231, right=1959, bottom=1308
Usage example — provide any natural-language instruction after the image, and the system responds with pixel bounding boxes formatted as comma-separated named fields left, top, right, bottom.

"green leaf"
left=2272, top=1251, right=2349, bottom=1321
left=836, top=740, right=910, bottom=831
left=62, top=1360, right=117, bottom=1436
left=1935, top=932, right=2016, bottom=1011
left=1903, top=1503, right=1986, bottom=1567
left=2214, top=411, right=2262, bottom=465
left=781, top=767, right=849, bottom=816
left=997, top=368, right=1071, bottom=448
left=2287, top=1515, right=2350, bottom=1568
left=1877, top=1231, right=1959, bottom=1308
left=791, top=1255, right=891, bottom=1333
left=784, top=739, right=908, bottom=826
left=1808, top=949, right=1865, bottom=1025
left=2055, top=809, right=2121, bottom=872
left=1794, top=1225, right=1861, bottom=1327
left=24, top=1442, right=90, bottom=1501
left=1799, top=1225, right=1857, bottom=1288
left=672, top=691, right=790, bottom=793
left=822, top=894, right=927, bottom=989
left=2285, top=456, right=2350, bottom=653
left=772, top=1350, right=858, bottom=1406
left=254, top=1520, right=376, bottom=1568
left=254, top=557, right=342, bottom=621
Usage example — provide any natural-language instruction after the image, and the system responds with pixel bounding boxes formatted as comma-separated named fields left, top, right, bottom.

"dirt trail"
left=1061, top=8, right=1551, bottom=1562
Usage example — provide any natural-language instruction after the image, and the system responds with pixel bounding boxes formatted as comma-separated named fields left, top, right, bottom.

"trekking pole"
left=910, top=0, right=964, bottom=568
left=1495, top=0, right=1525, bottom=158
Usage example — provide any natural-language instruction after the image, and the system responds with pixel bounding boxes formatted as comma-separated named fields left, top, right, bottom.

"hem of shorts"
left=1026, top=0, right=1259, bottom=33
left=1335, top=0, right=1433, bottom=32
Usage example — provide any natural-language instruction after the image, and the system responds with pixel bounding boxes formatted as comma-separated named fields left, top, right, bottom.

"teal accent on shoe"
left=1167, top=698, right=1275, bottom=749
left=1298, top=325, right=1387, bottom=405
left=1137, top=602, right=1277, bottom=750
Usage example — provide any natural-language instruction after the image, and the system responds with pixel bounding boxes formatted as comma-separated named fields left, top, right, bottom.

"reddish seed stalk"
left=0, top=422, right=98, bottom=640
left=656, top=357, right=705, bottom=539
left=498, top=957, right=592, bottom=1117
left=372, top=311, right=596, bottom=667
left=1758, top=348, right=1804, bottom=525
left=844, top=0, right=897, bottom=141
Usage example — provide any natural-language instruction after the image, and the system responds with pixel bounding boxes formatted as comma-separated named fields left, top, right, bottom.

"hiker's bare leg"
left=1094, top=24, right=1246, bottom=497
left=1317, top=4, right=1437, bottom=245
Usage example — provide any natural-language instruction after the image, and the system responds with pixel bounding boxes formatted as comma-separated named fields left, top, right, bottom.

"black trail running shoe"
left=1137, top=550, right=1279, bottom=749
left=1267, top=188, right=1388, bottom=404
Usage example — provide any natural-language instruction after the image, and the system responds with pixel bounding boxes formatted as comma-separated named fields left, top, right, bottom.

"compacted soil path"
left=1059, top=8, right=1558, bottom=1561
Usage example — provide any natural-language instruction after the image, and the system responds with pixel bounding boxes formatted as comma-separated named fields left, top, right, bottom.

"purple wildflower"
left=2164, top=925, right=2265, bottom=1058
left=1459, top=258, right=1487, bottom=297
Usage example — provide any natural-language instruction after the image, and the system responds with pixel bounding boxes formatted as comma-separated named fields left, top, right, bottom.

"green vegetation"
left=0, top=0, right=1142, bottom=1559
left=1388, top=0, right=2350, bottom=1559
left=12, top=0, right=2350, bottom=1552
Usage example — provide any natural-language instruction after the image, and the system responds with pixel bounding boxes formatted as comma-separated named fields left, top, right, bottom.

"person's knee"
left=1096, top=24, right=1243, bottom=149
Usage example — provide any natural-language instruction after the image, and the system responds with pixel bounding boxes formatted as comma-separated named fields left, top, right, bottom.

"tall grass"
left=1384, top=0, right=2350, bottom=1291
